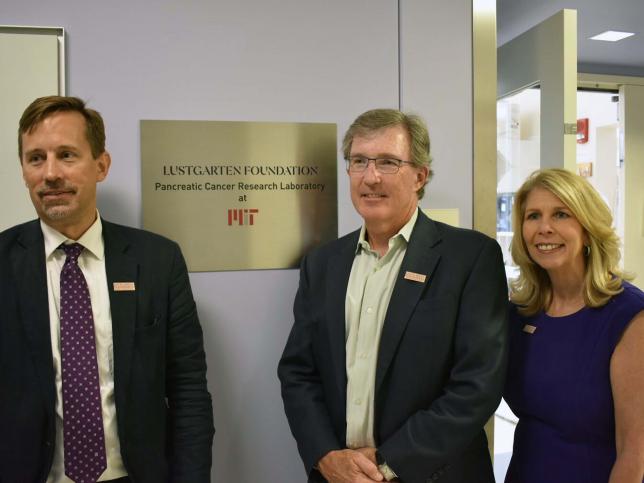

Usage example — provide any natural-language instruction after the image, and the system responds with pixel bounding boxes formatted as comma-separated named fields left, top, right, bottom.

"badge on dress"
left=522, top=324, right=537, bottom=334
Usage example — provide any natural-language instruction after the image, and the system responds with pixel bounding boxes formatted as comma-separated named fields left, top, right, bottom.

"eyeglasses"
left=345, top=156, right=415, bottom=174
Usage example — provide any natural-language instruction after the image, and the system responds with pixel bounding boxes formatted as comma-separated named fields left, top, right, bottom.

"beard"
left=42, top=203, right=74, bottom=220
left=35, top=182, right=78, bottom=222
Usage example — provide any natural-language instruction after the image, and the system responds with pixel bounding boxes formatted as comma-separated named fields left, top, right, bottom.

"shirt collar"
left=41, top=212, right=105, bottom=261
left=355, top=207, right=419, bottom=254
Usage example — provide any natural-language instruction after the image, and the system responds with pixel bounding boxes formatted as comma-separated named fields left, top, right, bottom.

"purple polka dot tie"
left=60, top=243, right=107, bottom=483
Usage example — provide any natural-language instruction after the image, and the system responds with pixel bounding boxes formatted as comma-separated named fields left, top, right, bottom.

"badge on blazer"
left=113, top=282, right=136, bottom=292
left=404, top=271, right=427, bottom=283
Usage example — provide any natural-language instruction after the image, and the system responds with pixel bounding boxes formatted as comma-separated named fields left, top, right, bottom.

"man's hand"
left=318, top=449, right=384, bottom=483
left=355, top=447, right=399, bottom=482
left=355, top=447, right=377, bottom=465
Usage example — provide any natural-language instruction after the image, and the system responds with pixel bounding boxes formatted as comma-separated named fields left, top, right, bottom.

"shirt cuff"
left=378, top=462, right=398, bottom=481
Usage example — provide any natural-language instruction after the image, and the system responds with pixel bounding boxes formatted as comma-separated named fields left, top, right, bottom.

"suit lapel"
left=325, top=231, right=359, bottom=397
left=375, top=213, right=442, bottom=391
left=13, top=221, right=56, bottom=413
left=102, top=221, right=138, bottom=408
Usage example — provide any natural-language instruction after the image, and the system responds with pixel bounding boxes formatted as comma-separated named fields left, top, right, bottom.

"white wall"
left=1, top=1, right=475, bottom=480
left=620, top=84, right=644, bottom=289
left=400, top=1, right=474, bottom=226
left=576, top=91, right=619, bottom=216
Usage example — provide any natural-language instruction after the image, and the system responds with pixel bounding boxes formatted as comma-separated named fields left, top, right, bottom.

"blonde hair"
left=510, top=168, right=630, bottom=315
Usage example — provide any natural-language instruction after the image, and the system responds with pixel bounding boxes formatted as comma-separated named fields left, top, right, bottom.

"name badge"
left=404, top=271, right=427, bottom=283
left=113, top=282, right=136, bottom=292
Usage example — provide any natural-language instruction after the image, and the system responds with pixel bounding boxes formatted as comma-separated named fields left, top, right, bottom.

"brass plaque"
left=141, top=120, right=338, bottom=272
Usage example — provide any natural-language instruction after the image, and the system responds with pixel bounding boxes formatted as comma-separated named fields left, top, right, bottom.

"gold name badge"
left=522, top=324, right=537, bottom=334
left=113, top=282, right=136, bottom=292
left=404, top=271, right=427, bottom=283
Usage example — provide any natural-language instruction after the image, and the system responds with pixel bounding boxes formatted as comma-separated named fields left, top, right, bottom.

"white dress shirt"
left=42, top=216, right=127, bottom=482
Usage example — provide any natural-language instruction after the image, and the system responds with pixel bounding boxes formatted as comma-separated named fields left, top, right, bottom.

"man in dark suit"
left=0, top=96, right=214, bottom=482
left=278, top=109, right=508, bottom=483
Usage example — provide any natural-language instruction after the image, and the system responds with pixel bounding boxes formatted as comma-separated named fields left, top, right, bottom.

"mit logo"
left=228, top=208, right=259, bottom=226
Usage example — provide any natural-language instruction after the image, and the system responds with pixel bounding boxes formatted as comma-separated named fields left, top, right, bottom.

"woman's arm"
left=610, top=309, right=644, bottom=482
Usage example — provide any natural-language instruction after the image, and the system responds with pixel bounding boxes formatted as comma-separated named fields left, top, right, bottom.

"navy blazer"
left=0, top=219, right=214, bottom=483
left=278, top=211, right=508, bottom=483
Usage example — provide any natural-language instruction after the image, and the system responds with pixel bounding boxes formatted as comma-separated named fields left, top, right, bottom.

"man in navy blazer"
left=278, top=109, right=508, bottom=483
left=0, top=96, right=214, bottom=482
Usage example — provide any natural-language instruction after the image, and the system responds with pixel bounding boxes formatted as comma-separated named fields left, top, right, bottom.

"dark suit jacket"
left=278, top=211, right=508, bottom=483
left=0, top=219, right=214, bottom=483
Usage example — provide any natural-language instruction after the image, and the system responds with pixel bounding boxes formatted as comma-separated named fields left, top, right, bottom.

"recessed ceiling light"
left=590, top=30, right=635, bottom=42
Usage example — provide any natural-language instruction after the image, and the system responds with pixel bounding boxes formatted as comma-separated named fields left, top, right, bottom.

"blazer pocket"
left=135, top=314, right=163, bottom=332
left=409, top=297, right=458, bottom=341
left=413, top=296, right=458, bottom=322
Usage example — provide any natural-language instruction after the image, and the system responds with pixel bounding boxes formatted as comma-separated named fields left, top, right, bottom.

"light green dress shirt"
left=345, top=208, right=418, bottom=454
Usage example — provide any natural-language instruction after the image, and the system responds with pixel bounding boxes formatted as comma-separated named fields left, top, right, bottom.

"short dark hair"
left=18, top=96, right=106, bottom=160
left=342, top=108, right=433, bottom=198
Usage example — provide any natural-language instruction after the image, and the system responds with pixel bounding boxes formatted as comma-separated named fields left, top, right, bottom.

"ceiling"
left=497, top=0, right=644, bottom=77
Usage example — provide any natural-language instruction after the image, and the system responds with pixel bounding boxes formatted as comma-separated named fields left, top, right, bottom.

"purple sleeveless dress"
left=504, top=282, right=644, bottom=483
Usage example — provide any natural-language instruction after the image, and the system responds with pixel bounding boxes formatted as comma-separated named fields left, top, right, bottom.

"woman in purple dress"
left=504, top=168, right=644, bottom=482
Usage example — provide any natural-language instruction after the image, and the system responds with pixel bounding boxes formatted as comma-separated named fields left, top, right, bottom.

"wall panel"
left=1, top=1, right=474, bottom=481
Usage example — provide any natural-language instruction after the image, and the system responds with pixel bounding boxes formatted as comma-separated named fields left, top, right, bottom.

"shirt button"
left=354, top=398, right=362, bottom=405
left=359, top=352, right=368, bottom=359
left=366, top=307, right=373, bottom=314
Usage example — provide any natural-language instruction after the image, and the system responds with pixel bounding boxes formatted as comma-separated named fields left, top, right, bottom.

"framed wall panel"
left=0, top=26, right=65, bottom=230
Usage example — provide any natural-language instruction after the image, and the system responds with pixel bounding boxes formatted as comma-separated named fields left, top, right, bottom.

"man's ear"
left=96, top=151, right=111, bottom=182
left=415, top=166, right=429, bottom=190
